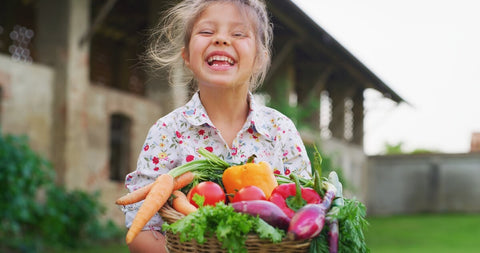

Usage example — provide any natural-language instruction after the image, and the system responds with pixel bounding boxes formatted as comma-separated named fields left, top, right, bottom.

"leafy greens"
left=309, top=198, right=370, bottom=253
left=162, top=201, right=285, bottom=253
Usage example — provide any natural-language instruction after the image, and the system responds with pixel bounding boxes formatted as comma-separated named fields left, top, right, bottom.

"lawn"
left=57, top=213, right=480, bottom=252
left=366, top=213, right=480, bottom=253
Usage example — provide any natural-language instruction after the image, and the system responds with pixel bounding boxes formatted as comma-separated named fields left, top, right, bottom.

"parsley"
left=162, top=202, right=285, bottom=253
left=335, top=198, right=370, bottom=253
left=309, top=198, right=370, bottom=253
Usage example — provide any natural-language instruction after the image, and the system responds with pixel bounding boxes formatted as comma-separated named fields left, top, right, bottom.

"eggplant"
left=230, top=200, right=291, bottom=230
left=287, top=182, right=336, bottom=240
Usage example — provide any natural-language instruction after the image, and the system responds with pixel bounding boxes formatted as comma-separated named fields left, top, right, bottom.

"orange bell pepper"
left=222, top=157, right=278, bottom=201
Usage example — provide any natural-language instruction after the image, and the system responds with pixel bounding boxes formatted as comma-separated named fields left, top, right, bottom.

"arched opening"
left=109, top=113, right=132, bottom=182
left=0, top=86, right=3, bottom=126
left=89, top=0, right=148, bottom=95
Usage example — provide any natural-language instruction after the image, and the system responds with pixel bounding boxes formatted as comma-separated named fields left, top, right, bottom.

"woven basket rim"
left=159, top=204, right=312, bottom=253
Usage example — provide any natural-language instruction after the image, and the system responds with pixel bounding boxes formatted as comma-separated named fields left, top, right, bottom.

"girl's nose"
left=214, top=36, right=230, bottom=46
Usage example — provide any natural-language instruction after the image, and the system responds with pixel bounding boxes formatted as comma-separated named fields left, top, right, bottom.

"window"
left=0, top=86, right=2, bottom=125
left=344, top=97, right=354, bottom=141
left=320, top=90, right=332, bottom=139
left=0, top=0, right=36, bottom=63
left=89, top=0, right=148, bottom=95
left=109, top=113, right=132, bottom=182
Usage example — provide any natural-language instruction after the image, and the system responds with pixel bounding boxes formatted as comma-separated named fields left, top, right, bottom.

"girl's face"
left=182, top=2, right=258, bottom=91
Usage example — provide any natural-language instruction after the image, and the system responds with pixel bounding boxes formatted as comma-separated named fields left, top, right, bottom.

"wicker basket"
left=159, top=205, right=311, bottom=253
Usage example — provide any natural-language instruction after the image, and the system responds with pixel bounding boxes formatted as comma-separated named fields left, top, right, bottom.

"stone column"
left=328, top=82, right=346, bottom=140
left=64, top=0, right=90, bottom=190
left=269, top=62, right=295, bottom=115
left=36, top=0, right=69, bottom=184
left=36, top=0, right=90, bottom=189
left=352, top=88, right=364, bottom=147
left=295, top=65, right=321, bottom=131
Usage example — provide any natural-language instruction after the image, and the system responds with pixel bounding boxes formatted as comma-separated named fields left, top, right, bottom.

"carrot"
left=115, top=183, right=153, bottom=205
left=125, top=173, right=175, bottom=245
left=172, top=190, right=197, bottom=215
left=124, top=148, right=230, bottom=244
left=116, top=171, right=194, bottom=205
left=173, top=171, right=195, bottom=190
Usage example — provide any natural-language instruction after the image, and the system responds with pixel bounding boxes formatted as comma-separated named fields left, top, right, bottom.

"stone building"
left=471, top=132, right=480, bottom=152
left=0, top=0, right=403, bottom=224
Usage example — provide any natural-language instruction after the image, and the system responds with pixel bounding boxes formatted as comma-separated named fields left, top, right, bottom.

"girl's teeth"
left=207, top=56, right=234, bottom=65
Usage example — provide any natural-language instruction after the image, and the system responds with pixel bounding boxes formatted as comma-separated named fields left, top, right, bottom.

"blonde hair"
left=145, top=0, right=273, bottom=91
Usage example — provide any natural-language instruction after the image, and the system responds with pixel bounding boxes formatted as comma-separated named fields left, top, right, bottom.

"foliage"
left=383, top=142, right=439, bottom=155
left=304, top=144, right=349, bottom=190
left=309, top=199, right=370, bottom=253
left=334, top=199, right=369, bottom=252
left=263, top=88, right=348, bottom=188
left=0, top=131, right=124, bottom=253
left=266, top=91, right=320, bottom=131
left=410, top=148, right=437, bottom=155
left=383, top=142, right=405, bottom=155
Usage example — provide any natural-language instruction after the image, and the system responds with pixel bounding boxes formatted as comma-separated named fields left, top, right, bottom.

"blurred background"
left=1, top=0, right=479, bottom=252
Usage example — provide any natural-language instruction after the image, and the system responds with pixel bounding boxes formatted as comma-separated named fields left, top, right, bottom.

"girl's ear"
left=254, top=50, right=268, bottom=72
left=181, top=47, right=190, bottom=68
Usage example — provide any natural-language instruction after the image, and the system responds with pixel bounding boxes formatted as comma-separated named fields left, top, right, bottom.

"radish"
left=287, top=182, right=336, bottom=240
left=328, top=219, right=339, bottom=253
left=230, top=200, right=291, bottom=230
left=327, top=171, right=344, bottom=253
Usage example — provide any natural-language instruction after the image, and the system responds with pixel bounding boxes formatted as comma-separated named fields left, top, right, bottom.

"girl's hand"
left=128, top=230, right=167, bottom=253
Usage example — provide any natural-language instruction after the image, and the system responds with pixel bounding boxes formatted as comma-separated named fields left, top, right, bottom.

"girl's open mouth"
left=207, top=55, right=235, bottom=67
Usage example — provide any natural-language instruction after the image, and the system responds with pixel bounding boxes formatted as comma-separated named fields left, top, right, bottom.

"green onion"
left=167, top=148, right=230, bottom=186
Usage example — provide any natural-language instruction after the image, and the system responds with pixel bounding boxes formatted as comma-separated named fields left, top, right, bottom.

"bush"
left=0, top=132, right=123, bottom=252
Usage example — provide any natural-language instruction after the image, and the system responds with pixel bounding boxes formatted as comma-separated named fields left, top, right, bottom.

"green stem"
left=312, top=146, right=324, bottom=196
left=286, top=173, right=307, bottom=211
left=198, top=147, right=230, bottom=167
left=167, top=160, right=207, bottom=178
left=167, top=147, right=230, bottom=178
left=246, top=154, right=257, bottom=163
left=312, top=146, right=323, bottom=177
left=313, top=170, right=323, bottom=196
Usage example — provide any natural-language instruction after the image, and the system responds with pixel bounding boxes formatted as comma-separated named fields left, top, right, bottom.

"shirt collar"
left=181, top=91, right=272, bottom=139
left=247, top=92, right=272, bottom=139
left=181, top=92, right=211, bottom=127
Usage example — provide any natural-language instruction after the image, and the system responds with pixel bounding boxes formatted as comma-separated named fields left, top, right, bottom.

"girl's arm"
left=128, top=230, right=167, bottom=253
left=123, top=120, right=180, bottom=236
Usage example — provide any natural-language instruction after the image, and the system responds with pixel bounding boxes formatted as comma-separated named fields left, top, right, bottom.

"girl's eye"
left=233, top=32, right=246, bottom=37
left=199, top=30, right=213, bottom=35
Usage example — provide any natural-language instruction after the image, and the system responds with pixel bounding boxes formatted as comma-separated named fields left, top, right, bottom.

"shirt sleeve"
left=122, top=119, right=178, bottom=231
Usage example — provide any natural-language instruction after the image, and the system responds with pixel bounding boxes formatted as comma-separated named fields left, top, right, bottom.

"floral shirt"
left=122, top=92, right=311, bottom=231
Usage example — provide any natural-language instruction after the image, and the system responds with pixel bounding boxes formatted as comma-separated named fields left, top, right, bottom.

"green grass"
left=366, top=213, right=480, bottom=253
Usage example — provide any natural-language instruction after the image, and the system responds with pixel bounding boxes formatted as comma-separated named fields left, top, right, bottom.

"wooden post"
left=352, top=88, right=364, bottom=146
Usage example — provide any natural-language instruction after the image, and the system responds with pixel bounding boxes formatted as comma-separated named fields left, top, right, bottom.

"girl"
left=123, top=0, right=311, bottom=252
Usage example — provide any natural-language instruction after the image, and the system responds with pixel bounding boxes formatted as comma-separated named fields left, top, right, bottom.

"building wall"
left=0, top=54, right=54, bottom=159
left=366, top=153, right=480, bottom=215
left=85, top=85, right=163, bottom=224
left=321, top=138, right=367, bottom=200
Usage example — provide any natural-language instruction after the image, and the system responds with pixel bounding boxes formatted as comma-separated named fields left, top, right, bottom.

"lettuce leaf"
left=162, top=202, right=284, bottom=253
